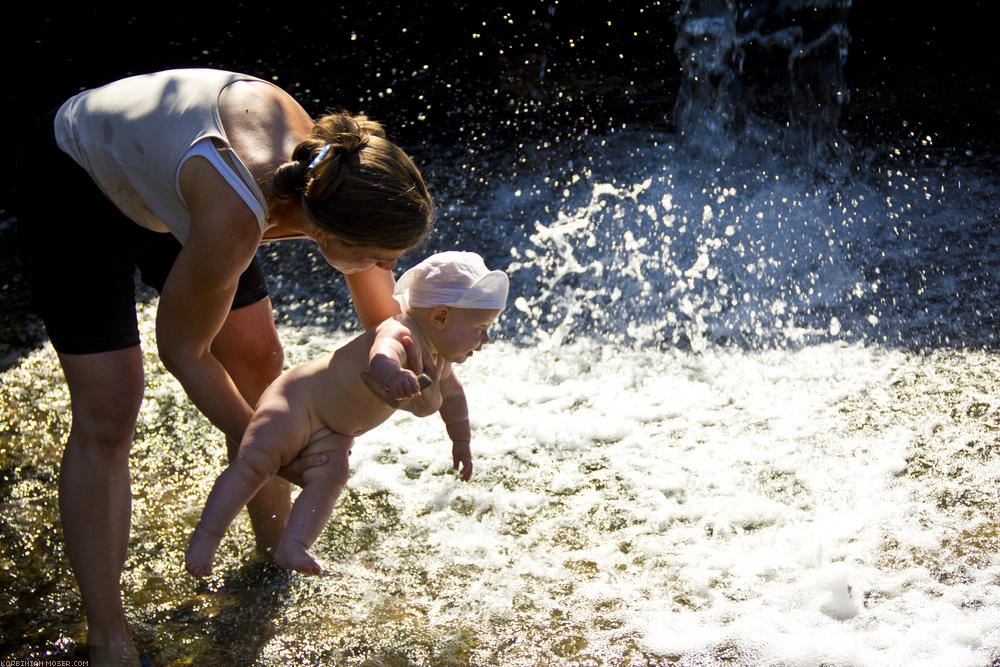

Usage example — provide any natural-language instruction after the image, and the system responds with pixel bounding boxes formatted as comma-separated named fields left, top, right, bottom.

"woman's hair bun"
left=271, top=110, right=434, bottom=250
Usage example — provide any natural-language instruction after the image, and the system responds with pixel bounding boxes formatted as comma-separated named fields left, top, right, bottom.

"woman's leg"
left=274, top=441, right=351, bottom=575
left=57, top=347, right=144, bottom=665
left=210, top=296, right=289, bottom=556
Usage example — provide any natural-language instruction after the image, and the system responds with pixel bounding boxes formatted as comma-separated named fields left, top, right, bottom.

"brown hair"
left=272, top=111, right=434, bottom=249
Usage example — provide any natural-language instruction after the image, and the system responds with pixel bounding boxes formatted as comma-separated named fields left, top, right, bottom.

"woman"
left=15, top=68, right=434, bottom=664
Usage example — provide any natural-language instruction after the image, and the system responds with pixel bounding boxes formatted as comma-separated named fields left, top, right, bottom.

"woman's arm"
left=156, top=156, right=264, bottom=443
left=344, top=267, right=401, bottom=330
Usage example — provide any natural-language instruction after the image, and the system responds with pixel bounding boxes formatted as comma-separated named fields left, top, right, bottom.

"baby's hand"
left=385, top=368, right=423, bottom=401
left=452, top=441, right=473, bottom=482
left=367, top=349, right=435, bottom=403
left=368, top=352, right=422, bottom=401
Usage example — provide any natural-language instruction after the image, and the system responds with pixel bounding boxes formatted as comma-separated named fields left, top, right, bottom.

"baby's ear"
left=430, top=306, right=451, bottom=329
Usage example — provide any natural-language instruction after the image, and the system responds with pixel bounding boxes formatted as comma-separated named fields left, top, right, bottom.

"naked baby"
left=185, top=251, right=508, bottom=576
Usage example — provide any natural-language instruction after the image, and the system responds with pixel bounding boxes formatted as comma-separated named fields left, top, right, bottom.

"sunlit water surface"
left=2, top=113, right=999, bottom=666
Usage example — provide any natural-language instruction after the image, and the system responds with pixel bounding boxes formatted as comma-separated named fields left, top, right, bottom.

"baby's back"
left=282, top=329, right=398, bottom=438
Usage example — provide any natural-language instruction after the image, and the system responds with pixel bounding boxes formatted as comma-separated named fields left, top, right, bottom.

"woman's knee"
left=215, top=334, right=284, bottom=406
left=68, top=389, right=142, bottom=450
left=60, top=349, right=144, bottom=451
left=212, top=299, right=285, bottom=395
left=243, top=337, right=284, bottom=383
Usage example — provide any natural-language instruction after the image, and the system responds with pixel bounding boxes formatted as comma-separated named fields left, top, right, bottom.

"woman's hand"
left=276, top=428, right=353, bottom=486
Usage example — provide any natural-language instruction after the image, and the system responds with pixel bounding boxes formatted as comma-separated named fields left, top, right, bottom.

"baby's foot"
left=273, top=541, right=323, bottom=575
left=185, top=528, right=220, bottom=578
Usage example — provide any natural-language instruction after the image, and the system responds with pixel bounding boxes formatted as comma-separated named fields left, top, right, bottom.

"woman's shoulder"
left=219, top=79, right=312, bottom=132
left=217, top=79, right=313, bottom=180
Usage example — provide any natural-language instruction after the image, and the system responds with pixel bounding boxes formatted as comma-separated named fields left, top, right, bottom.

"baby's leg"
left=185, top=454, right=275, bottom=577
left=273, top=434, right=352, bottom=575
left=186, top=409, right=302, bottom=577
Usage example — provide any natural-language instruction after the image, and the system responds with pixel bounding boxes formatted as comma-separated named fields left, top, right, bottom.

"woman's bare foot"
left=88, top=640, right=141, bottom=667
left=273, top=541, right=322, bottom=575
left=185, top=526, right=222, bottom=578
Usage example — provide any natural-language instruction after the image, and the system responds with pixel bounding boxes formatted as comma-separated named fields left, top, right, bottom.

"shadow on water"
left=139, top=563, right=295, bottom=665
left=0, top=221, right=45, bottom=372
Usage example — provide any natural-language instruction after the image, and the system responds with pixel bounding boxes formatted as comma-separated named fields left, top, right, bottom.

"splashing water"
left=478, top=127, right=997, bottom=354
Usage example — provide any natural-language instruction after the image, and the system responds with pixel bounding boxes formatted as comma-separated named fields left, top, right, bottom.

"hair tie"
left=308, top=144, right=332, bottom=170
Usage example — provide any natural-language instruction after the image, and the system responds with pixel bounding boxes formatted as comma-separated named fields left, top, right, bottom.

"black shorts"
left=14, top=110, right=270, bottom=355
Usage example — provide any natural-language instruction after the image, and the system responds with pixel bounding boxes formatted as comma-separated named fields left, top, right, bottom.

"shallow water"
left=3, top=316, right=999, bottom=665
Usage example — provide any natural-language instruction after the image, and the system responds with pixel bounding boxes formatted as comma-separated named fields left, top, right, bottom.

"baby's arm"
left=367, top=320, right=425, bottom=400
left=438, top=367, right=473, bottom=482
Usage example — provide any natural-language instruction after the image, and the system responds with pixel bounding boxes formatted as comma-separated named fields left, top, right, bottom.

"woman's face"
left=318, top=236, right=405, bottom=275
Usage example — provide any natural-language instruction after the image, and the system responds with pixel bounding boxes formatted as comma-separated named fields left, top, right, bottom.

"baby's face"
left=436, top=307, right=503, bottom=363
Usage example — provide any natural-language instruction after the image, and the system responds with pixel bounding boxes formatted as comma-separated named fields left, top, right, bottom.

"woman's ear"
left=313, top=229, right=332, bottom=248
left=430, top=306, right=451, bottom=329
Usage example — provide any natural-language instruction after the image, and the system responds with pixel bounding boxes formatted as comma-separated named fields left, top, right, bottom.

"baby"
left=185, top=251, right=508, bottom=576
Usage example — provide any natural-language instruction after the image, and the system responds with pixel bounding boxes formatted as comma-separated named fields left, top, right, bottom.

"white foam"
left=317, top=337, right=1000, bottom=665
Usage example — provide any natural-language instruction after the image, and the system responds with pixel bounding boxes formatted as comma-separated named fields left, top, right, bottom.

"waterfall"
left=673, top=0, right=852, bottom=164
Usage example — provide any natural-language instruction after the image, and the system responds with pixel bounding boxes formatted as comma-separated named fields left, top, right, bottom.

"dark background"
left=7, top=1, right=998, bottom=179
left=3, top=1, right=997, bottom=359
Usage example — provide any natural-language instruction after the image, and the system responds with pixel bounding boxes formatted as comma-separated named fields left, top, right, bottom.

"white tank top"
left=54, top=68, right=272, bottom=242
